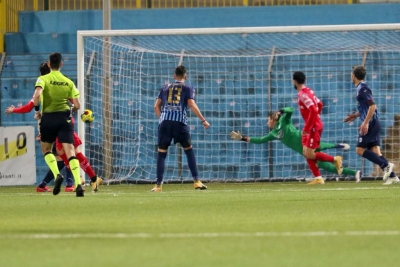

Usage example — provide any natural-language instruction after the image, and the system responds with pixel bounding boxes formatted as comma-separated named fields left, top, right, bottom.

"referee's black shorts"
left=40, top=111, right=74, bottom=144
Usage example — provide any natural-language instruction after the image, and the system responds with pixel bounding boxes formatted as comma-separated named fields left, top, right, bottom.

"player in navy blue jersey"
left=344, top=65, right=398, bottom=185
left=152, top=65, right=210, bottom=192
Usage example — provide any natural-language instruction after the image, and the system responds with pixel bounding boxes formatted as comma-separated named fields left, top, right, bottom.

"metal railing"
left=10, top=0, right=356, bottom=11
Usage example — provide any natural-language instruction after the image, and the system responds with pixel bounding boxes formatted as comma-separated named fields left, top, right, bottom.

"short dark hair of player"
left=174, top=65, right=186, bottom=78
left=39, top=62, right=50, bottom=75
left=49, top=52, right=62, bottom=69
left=352, top=66, right=366, bottom=80
left=268, top=111, right=280, bottom=121
left=292, top=71, right=306, bottom=84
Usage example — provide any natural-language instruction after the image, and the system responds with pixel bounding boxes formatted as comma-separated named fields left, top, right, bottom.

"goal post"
left=77, top=23, right=400, bottom=183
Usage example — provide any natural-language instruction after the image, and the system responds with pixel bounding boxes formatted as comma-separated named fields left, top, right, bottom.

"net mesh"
left=81, top=28, right=400, bottom=182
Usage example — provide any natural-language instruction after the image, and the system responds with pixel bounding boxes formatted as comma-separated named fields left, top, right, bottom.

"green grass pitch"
left=0, top=181, right=400, bottom=267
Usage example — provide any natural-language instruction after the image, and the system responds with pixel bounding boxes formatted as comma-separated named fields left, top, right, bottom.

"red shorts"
left=56, top=132, right=82, bottom=151
left=301, top=128, right=322, bottom=149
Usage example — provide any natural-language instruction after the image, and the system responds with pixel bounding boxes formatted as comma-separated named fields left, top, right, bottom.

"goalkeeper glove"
left=230, top=131, right=248, bottom=142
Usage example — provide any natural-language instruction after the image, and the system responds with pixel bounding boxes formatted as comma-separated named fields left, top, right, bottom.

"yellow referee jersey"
left=35, top=70, right=79, bottom=113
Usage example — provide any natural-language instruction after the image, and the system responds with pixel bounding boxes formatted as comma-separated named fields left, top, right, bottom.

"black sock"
left=184, top=148, right=198, bottom=180
left=42, top=161, right=65, bottom=185
left=90, top=176, right=97, bottom=183
left=156, top=152, right=167, bottom=185
left=65, top=167, right=74, bottom=187
left=362, top=150, right=388, bottom=169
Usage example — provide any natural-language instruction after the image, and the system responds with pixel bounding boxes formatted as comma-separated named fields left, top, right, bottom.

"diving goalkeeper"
left=230, top=107, right=361, bottom=182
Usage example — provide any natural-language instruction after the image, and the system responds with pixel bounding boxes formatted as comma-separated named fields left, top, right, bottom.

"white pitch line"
left=272, top=186, right=400, bottom=192
left=0, top=231, right=399, bottom=240
left=0, top=185, right=398, bottom=197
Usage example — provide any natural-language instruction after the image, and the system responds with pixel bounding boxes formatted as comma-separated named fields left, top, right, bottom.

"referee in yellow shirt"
left=33, top=52, right=84, bottom=197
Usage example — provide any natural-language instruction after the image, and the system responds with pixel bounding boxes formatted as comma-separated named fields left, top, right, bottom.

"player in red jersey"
left=54, top=131, right=102, bottom=192
left=293, top=71, right=343, bottom=185
left=4, top=62, right=102, bottom=192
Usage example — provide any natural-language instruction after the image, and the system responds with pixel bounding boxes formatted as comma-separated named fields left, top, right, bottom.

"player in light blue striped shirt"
left=152, top=66, right=210, bottom=192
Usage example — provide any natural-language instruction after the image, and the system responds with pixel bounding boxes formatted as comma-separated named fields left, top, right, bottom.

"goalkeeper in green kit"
left=230, top=107, right=361, bottom=182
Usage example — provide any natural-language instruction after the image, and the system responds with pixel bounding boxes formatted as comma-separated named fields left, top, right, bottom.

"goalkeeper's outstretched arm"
left=230, top=131, right=276, bottom=144
left=230, top=131, right=249, bottom=142
left=279, top=107, right=294, bottom=124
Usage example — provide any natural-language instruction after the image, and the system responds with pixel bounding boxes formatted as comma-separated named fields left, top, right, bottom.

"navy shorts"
left=158, top=120, right=191, bottom=148
left=40, top=111, right=74, bottom=144
left=357, top=119, right=381, bottom=149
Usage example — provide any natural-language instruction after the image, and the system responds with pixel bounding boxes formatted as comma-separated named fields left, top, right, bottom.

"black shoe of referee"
left=53, top=174, right=64, bottom=196
left=76, top=184, right=84, bottom=197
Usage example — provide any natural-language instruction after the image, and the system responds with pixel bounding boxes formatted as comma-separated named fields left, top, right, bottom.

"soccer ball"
left=81, top=109, right=94, bottom=123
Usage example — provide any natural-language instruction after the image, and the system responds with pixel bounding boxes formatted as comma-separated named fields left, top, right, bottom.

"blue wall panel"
left=6, top=4, right=400, bottom=54
left=19, top=5, right=400, bottom=33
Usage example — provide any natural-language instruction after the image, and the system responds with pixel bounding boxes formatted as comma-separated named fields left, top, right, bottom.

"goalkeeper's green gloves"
left=230, top=131, right=248, bottom=142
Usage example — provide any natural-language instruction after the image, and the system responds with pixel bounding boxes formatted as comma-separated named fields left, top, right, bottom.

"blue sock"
left=38, top=179, right=47, bottom=188
left=362, top=150, right=388, bottom=170
left=41, top=161, right=65, bottom=186
left=380, top=156, right=396, bottom=177
left=156, top=151, right=167, bottom=185
left=65, top=167, right=74, bottom=187
left=184, top=148, right=198, bottom=180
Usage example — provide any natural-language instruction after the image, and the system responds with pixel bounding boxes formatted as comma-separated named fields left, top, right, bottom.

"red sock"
left=76, top=152, right=96, bottom=178
left=306, top=159, right=321, bottom=177
left=59, top=153, right=70, bottom=169
left=315, top=152, right=334, bottom=162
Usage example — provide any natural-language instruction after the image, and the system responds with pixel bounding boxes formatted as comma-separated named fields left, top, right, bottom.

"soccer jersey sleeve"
left=281, top=107, right=294, bottom=124
left=249, top=131, right=277, bottom=144
left=188, top=86, right=195, bottom=100
left=157, top=85, right=166, bottom=100
left=35, top=76, right=45, bottom=89
left=359, top=87, right=375, bottom=106
left=13, top=100, right=34, bottom=114
left=299, top=92, right=315, bottom=109
left=69, top=84, right=80, bottom=99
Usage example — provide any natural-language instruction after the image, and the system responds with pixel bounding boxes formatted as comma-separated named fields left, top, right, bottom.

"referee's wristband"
left=201, top=119, right=207, bottom=123
left=34, top=105, right=40, bottom=111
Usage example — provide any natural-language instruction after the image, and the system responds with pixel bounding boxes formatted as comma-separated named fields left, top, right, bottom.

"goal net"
left=77, top=24, right=400, bottom=183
